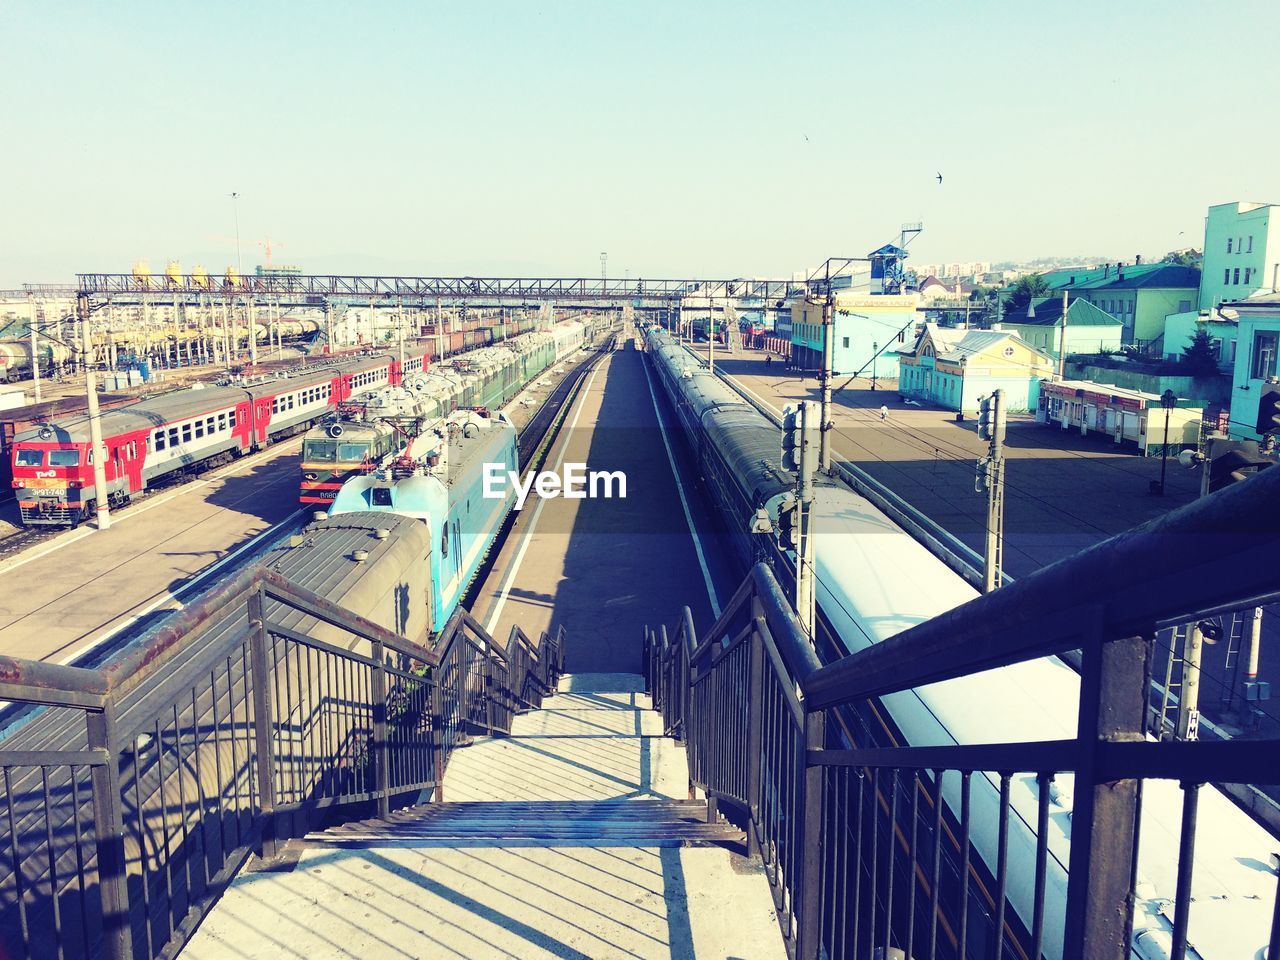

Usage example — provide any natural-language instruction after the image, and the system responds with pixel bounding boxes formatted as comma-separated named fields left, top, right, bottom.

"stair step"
left=309, top=799, right=739, bottom=848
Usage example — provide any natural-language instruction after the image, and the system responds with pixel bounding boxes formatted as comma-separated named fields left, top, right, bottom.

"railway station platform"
left=182, top=673, right=786, bottom=960
left=473, top=338, right=732, bottom=675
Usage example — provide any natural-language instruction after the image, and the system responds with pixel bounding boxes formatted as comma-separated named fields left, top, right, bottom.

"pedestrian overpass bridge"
left=1, top=467, right=1278, bottom=960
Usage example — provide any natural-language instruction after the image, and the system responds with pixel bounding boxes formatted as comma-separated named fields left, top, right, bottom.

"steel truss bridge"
left=73, top=273, right=807, bottom=305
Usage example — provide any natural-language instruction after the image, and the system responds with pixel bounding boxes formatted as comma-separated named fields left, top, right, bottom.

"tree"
left=1180, top=330, right=1220, bottom=377
left=1002, top=274, right=1051, bottom=317
left=1163, top=249, right=1202, bottom=268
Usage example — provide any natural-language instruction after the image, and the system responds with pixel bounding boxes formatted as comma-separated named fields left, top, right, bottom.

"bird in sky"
left=936, top=172, right=943, bottom=184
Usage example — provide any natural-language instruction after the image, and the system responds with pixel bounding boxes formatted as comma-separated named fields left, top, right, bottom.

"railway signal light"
left=781, top=404, right=804, bottom=472
left=1255, top=381, right=1280, bottom=436
left=776, top=493, right=798, bottom=551
left=977, top=392, right=1006, bottom=446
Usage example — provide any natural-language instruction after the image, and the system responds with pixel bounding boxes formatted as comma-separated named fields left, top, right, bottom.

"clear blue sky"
left=2, top=0, right=1277, bottom=284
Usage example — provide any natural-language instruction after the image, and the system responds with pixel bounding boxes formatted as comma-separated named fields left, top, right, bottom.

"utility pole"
left=781, top=401, right=819, bottom=637
left=1176, top=621, right=1203, bottom=740
left=976, top=389, right=1007, bottom=592
left=78, top=294, right=110, bottom=530
left=819, top=287, right=835, bottom=471
left=708, top=295, right=715, bottom=374
left=1058, top=289, right=1068, bottom=380
left=230, top=192, right=243, bottom=277
left=397, top=296, right=405, bottom=372
left=27, top=294, right=41, bottom=404
left=600, top=252, right=608, bottom=288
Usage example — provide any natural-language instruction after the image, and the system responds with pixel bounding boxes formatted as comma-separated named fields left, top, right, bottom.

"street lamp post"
left=1158, top=389, right=1178, bottom=495
left=871, top=341, right=878, bottom=392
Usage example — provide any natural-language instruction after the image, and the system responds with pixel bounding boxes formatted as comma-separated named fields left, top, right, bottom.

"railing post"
left=484, top=650, right=495, bottom=733
left=86, top=705, right=133, bottom=960
left=246, top=583, right=279, bottom=858
left=1063, top=613, right=1146, bottom=960
left=370, top=640, right=389, bottom=819
left=796, top=704, right=826, bottom=960
left=746, top=597, right=765, bottom=858
left=431, top=671, right=445, bottom=802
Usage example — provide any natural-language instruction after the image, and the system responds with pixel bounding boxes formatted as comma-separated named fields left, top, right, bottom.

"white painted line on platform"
left=484, top=364, right=603, bottom=636
left=641, top=357, right=722, bottom=618
left=0, top=436, right=303, bottom=576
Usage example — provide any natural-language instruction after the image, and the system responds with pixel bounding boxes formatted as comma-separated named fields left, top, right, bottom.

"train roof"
left=13, top=385, right=249, bottom=444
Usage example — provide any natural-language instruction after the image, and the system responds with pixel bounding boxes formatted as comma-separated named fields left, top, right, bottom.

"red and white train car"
left=10, top=346, right=432, bottom=526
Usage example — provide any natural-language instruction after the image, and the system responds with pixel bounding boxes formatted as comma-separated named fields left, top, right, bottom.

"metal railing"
left=646, top=466, right=1280, bottom=960
left=0, top=564, right=563, bottom=960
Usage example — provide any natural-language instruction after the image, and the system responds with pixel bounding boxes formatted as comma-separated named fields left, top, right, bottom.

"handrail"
left=647, top=548, right=1280, bottom=960
left=805, top=463, right=1280, bottom=712
left=0, top=561, right=563, bottom=960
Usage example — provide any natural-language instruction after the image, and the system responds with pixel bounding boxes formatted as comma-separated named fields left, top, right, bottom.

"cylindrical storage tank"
left=0, top=339, right=74, bottom=376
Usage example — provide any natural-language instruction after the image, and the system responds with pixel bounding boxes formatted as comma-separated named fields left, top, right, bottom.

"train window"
left=50, top=450, right=80, bottom=467
left=182, top=425, right=192, bottom=443
left=440, top=528, right=448, bottom=558
left=16, top=450, right=42, bottom=466
left=206, top=417, right=215, bottom=432
left=155, top=431, right=166, bottom=451
left=288, top=396, right=295, bottom=409
left=372, top=487, right=393, bottom=507
left=217, top=413, right=227, bottom=431
left=195, top=422, right=206, bottom=439
left=303, top=440, right=337, bottom=462
left=169, top=428, right=179, bottom=446
left=338, top=442, right=369, bottom=461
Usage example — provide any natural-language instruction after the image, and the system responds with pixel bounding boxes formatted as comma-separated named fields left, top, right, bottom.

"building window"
left=1244, top=268, right=1253, bottom=285
left=1252, top=331, right=1278, bottom=380
left=1234, top=268, right=1241, bottom=285
left=1248, top=236, right=1254, bottom=253
left=842, top=337, right=850, bottom=349
left=1225, top=268, right=1232, bottom=284
left=1227, top=238, right=1233, bottom=253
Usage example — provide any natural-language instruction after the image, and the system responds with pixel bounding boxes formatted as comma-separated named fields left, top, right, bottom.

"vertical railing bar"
left=41, top=766, right=65, bottom=960
left=86, top=711, right=131, bottom=960
left=226, top=656, right=244, bottom=847
left=283, top=635, right=297, bottom=808
left=247, top=584, right=278, bottom=858
left=191, top=688, right=212, bottom=894
left=852, top=768, right=864, bottom=959
left=209, top=667, right=230, bottom=860
left=130, top=740, right=154, bottom=959
left=869, top=766, right=879, bottom=955
left=994, top=772, right=1012, bottom=960
left=153, top=716, right=176, bottom=939
left=884, top=768, right=898, bottom=960
left=959, top=770, right=972, bottom=959
left=1169, top=781, right=1201, bottom=960
left=69, top=768, right=91, bottom=958
left=5, top=766, right=33, bottom=958
left=371, top=640, right=389, bottom=819
left=928, top=769, right=944, bottom=960
left=1033, top=773, right=1052, bottom=959
left=171, top=704, right=193, bottom=915
left=906, top=770, right=920, bottom=960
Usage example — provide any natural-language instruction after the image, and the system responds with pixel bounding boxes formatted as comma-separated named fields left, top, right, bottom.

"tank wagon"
left=644, top=327, right=1278, bottom=959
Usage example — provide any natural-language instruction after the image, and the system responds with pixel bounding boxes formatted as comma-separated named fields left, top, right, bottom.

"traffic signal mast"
left=976, top=389, right=1007, bottom=593
left=782, top=401, right=819, bottom=638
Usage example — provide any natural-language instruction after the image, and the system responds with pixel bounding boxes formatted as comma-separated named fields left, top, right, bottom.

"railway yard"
left=1, top=311, right=1277, bottom=960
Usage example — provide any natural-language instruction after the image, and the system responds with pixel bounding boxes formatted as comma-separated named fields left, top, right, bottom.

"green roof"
left=1045, top=263, right=1199, bottom=291
left=1003, top=297, right=1123, bottom=327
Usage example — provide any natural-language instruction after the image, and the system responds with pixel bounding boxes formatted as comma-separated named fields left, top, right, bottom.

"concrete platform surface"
left=183, top=673, right=787, bottom=960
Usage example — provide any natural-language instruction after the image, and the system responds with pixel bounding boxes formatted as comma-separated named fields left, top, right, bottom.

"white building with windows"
left=1200, top=201, right=1280, bottom=310
left=1226, top=292, right=1280, bottom=440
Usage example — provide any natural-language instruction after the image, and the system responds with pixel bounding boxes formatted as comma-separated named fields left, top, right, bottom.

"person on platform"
left=880, top=404, right=889, bottom=421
